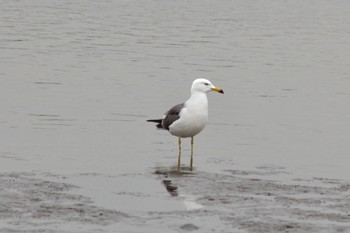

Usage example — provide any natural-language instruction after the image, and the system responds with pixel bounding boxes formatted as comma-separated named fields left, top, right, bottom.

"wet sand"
left=0, top=173, right=128, bottom=232
left=1, top=168, right=349, bottom=233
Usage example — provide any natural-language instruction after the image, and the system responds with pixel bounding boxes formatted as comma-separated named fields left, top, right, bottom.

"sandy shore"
left=1, top=167, right=349, bottom=233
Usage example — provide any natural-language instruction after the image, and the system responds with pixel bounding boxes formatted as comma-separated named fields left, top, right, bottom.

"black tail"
left=147, top=119, right=164, bottom=129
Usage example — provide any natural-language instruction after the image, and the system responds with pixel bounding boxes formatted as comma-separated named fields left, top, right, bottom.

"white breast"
left=169, top=92, right=208, bottom=138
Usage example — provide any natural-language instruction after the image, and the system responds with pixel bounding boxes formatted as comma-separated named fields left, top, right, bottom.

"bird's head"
left=191, top=78, right=224, bottom=94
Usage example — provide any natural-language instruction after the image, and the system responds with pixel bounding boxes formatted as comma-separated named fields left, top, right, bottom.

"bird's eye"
left=204, top=83, right=209, bottom=86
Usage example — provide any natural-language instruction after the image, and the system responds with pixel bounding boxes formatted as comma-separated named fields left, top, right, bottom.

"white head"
left=191, top=78, right=224, bottom=94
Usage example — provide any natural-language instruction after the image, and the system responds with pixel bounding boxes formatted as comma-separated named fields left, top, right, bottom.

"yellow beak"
left=211, top=87, right=224, bottom=94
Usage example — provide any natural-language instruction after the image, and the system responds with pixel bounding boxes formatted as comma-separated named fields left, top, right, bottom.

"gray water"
left=1, top=1, right=350, bottom=232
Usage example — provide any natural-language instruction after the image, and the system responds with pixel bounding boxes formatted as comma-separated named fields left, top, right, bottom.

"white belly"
left=169, top=109, right=208, bottom=138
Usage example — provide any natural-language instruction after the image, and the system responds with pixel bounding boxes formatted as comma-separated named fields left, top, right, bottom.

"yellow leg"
left=190, top=137, right=194, bottom=170
left=177, top=137, right=181, bottom=171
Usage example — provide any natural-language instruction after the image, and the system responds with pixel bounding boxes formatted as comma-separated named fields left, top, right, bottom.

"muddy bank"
left=0, top=173, right=128, bottom=233
left=155, top=166, right=350, bottom=233
left=1, top=168, right=349, bottom=233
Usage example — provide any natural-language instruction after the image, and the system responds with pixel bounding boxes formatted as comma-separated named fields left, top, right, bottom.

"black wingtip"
left=147, top=119, right=162, bottom=123
left=147, top=119, right=164, bottom=129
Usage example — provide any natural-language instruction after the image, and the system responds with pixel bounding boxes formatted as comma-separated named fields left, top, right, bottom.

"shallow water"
left=1, top=0, right=350, bottom=232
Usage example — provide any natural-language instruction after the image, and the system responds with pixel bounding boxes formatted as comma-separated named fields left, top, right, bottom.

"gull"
left=147, top=78, right=224, bottom=171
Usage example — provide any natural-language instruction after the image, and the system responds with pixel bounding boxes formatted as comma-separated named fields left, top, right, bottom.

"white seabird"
left=147, top=78, right=224, bottom=171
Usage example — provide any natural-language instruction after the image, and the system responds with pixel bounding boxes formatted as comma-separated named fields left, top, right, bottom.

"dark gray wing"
left=162, top=103, right=184, bottom=130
